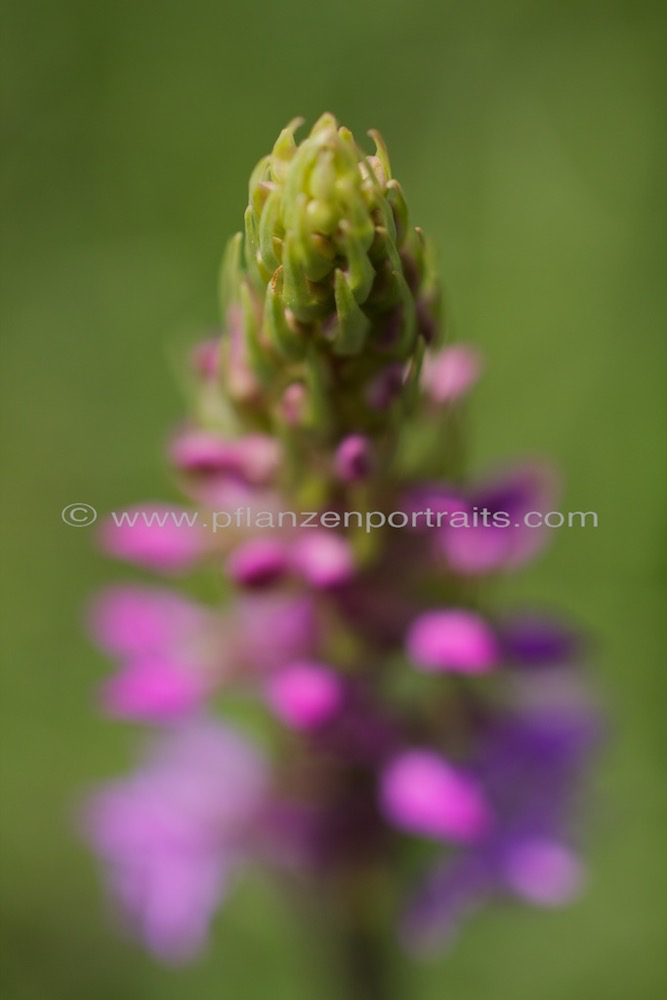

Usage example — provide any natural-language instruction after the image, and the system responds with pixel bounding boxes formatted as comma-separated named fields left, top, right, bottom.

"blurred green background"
left=2, top=0, right=666, bottom=996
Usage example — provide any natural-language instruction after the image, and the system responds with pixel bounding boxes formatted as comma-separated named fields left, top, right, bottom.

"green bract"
left=219, top=114, right=441, bottom=443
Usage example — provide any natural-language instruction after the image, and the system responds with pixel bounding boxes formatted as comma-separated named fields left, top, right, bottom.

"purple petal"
left=500, top=614, right=581, bottom=667
left=442, top=465, right=559, bottom=574
left=402, top=852, right=493, bottom=953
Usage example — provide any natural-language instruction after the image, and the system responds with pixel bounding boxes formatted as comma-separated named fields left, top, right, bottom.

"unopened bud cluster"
left=220, top=114, right=439, bottom=447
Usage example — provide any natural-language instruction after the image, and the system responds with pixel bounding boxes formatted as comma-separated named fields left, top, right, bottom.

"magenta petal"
left=99, top=504, right=206, bottom=572
left=441, top=523, right=513, bottom=574
left=267, top=662, right=343, bottom=729
left=227, top=538, right=289, bottom=587
left=170, top=431, right=280, bottom=486
left=169, top=432, right=242, bottom=474
left=88, top=586, right=204, bottom=658
left=290, top=531, right=355, bottom=587
left=237, top=594, right=316, bottom=672
left=237, top=434, right=282, bottom=485
left=334, top=434, right=372, bottom=482
left=380, top=751, right=491, bottom=842
left=402, top=485, right=467, bottom=522
left=100, top=659, right=208, bottom=721
left=442, top=465, right=559, bottom=575
left=406, top=610, right=498, bottom=674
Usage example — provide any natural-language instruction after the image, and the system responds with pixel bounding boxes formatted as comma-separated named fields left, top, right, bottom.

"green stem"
left=329, top=867, right=403, bottom=1000
left=339, top=919, right=396, bottom=1000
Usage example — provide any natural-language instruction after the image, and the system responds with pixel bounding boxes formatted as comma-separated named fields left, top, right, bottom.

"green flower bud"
left=219, top=114, right=441, bottom=449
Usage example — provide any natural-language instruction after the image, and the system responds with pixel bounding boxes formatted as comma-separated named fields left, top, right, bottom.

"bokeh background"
left=2, top=0, right=666, bottom=997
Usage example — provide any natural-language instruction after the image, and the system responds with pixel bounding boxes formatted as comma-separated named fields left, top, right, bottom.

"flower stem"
left=339, top=919, right=396, bottom=1000
left=329, top=867, right=403, bottom=1000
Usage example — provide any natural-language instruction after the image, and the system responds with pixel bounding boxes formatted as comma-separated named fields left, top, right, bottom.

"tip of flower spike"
left=310, top=112, right=338, bottom=137
left=367, top=129, right=392, bottom=182
left=406, top=610, right=498, bottom=674
left=269, top=118, right=305, bottom=183
left=284, top=116, right=306, bottom=138
left=380, top=751, right=491, bottom=842
left=232, top=115, right=440, bottom=434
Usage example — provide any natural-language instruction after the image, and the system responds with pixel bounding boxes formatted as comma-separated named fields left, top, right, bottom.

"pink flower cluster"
left=83, top=341, right=596, bottom=961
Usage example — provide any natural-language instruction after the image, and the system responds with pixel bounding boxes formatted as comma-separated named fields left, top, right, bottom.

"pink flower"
left=100, top=658, right=210, bottom=721
left=279, top=383, right=307, bottom=426
left=83, top=719, right=269, bottom=962
left=334, top=434, right=372, bottom=482
left=169, top=432, right=242, bottom=474
left=99, top=504, right=206, bottom=573
left=169, top=431, right=280, bottom=486
left=227, top=538, right=290, bottom=587
left=290, top=531, right=355, bottom=588
left=380, top=751, right=491, bottom=842
left=89, top=587, right=223, bottom=721
left=88, top=586, right=208, bottom=659
left=440, top=465, right=558, bottom=575
left=236, top=593, right=317, bottom=672
left=190, top=338, right=220, bottom=378
left=228, top=531, right=355, bottom=590
left=422, top=344, right=482, bottom=404
left=501, top=838, right=583, bottom=906
left=267, top=662, right=344, bottom=729
left=406, top=610, right=498, bottom=674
